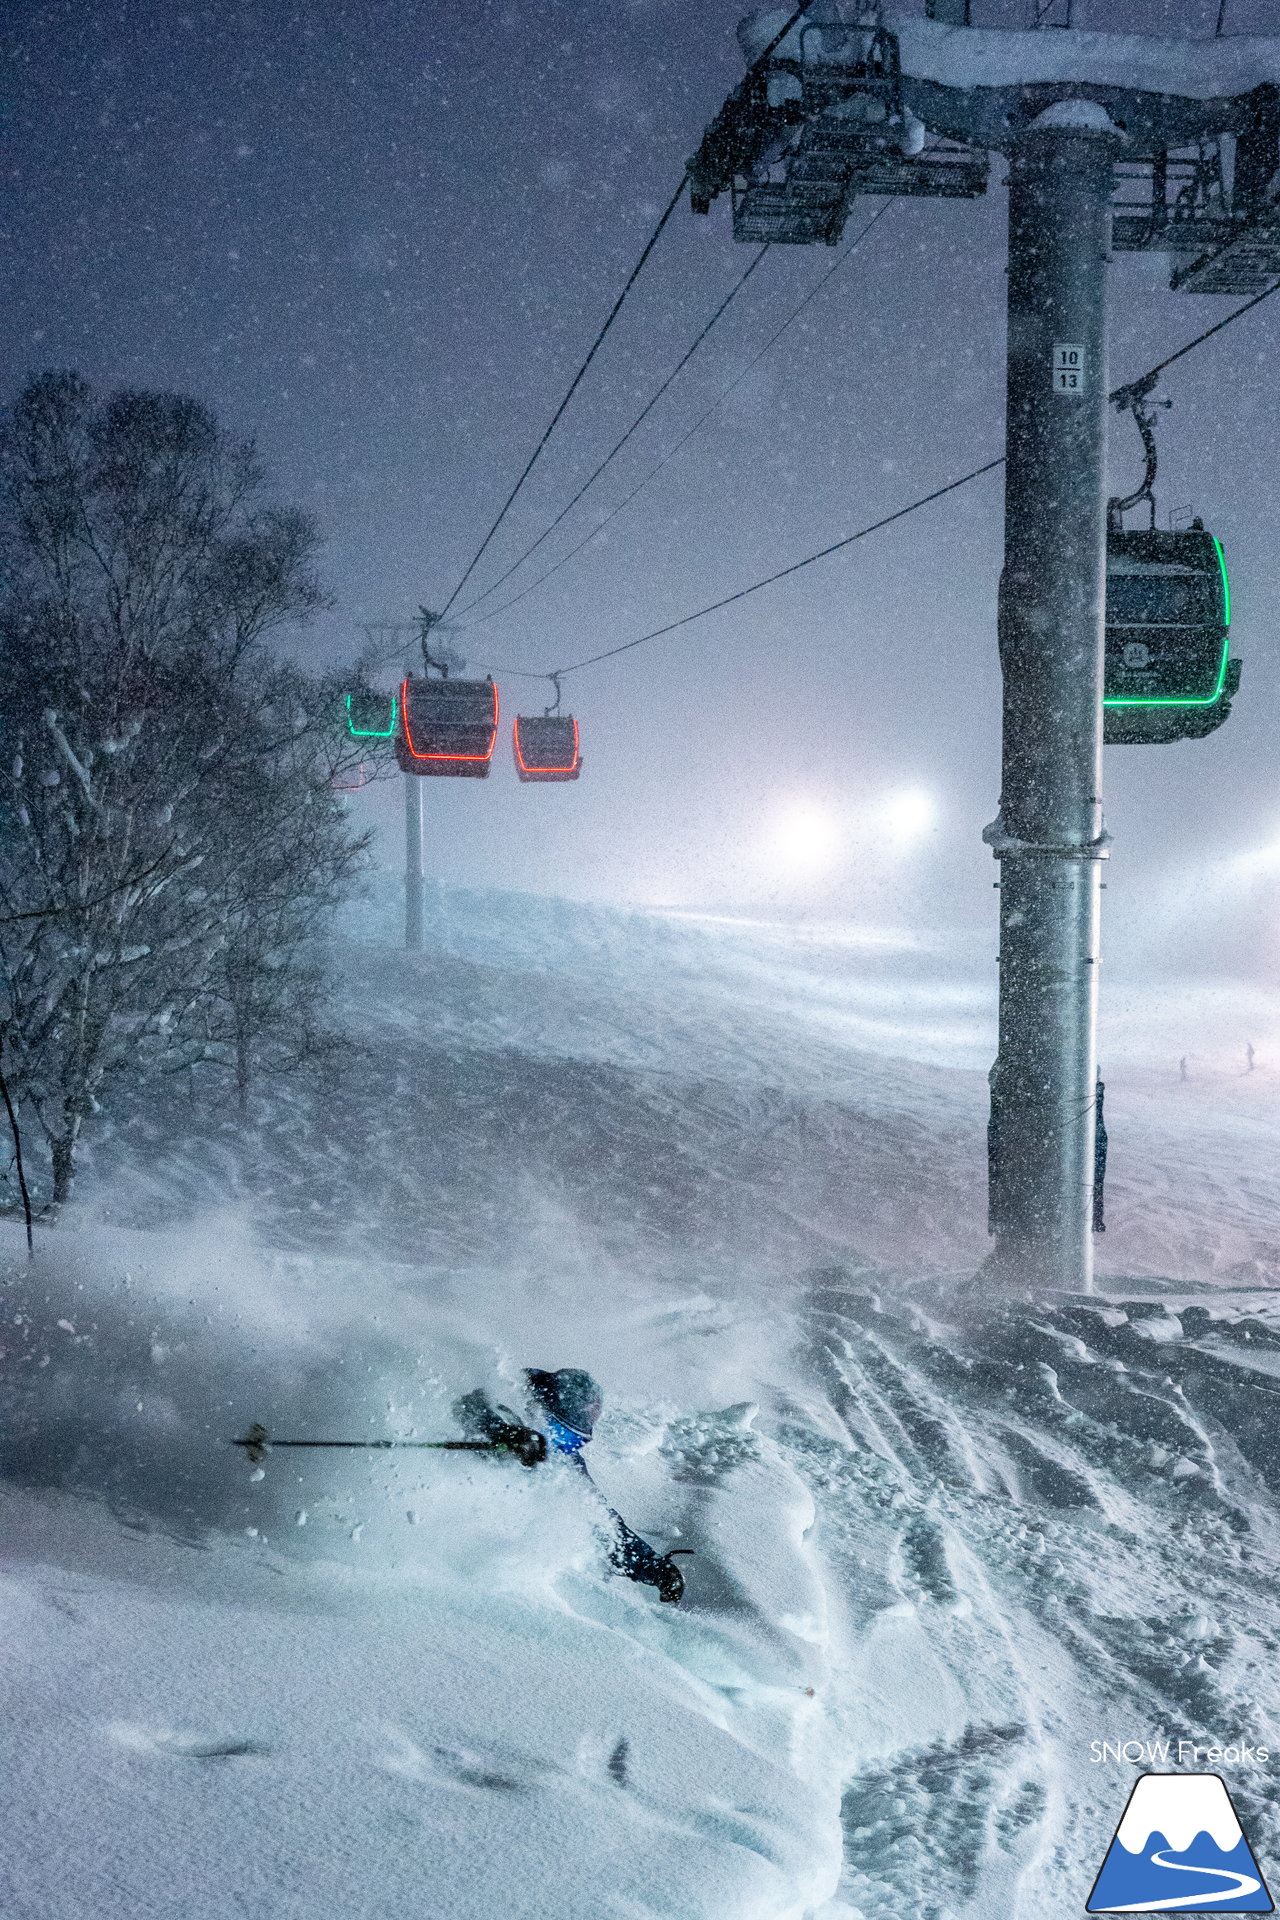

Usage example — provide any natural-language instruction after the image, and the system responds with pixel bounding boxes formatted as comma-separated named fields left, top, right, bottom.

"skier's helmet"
left=524, top=1368, right=602, bottom=1440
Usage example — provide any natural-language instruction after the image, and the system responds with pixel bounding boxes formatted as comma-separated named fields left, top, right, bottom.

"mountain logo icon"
left=1088, top=1772, right=1273, bottom=1912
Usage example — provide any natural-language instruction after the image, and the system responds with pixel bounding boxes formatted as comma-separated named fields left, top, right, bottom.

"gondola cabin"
left=345, top=689, right=398, bottom=739
left=513, top=714, right=581, bottom=783
left=331, top=763, right=371, bottom=793
left=1104, top=526, right=1240, bottom=744
left=396, top=674, right=498, bottom=777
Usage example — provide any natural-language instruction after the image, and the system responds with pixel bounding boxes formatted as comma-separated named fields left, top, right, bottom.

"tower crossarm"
left=692, top=11, right=1280, bottom=281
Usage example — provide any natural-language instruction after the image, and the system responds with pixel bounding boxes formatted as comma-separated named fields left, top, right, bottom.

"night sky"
left=5, top=0, right=1279, bottom=976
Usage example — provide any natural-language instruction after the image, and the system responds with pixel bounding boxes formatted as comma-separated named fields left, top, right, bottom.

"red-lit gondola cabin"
left=513, top=714, right=581, bottom=783
left=396, top=674, right=498, bottom=777
left=331, top=763, right=371, bottom=792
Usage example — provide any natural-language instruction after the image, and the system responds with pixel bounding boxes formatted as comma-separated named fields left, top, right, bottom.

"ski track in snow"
left=4, top=890, right=1280, bottom=1919
left=789, top=1279, right=1280, bottom=1916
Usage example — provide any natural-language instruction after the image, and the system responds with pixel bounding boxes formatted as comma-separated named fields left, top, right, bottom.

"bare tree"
left=188, top=657, right=371, bottom=1114
left=0, top=371, right=366, bottom=1202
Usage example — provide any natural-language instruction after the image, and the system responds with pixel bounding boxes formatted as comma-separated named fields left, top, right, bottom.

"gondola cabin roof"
left=1104, top=526, right=1239, bottom=744
left=513, top=714, right=581, bottom=783
left=396, top=674, right=498, bottom=778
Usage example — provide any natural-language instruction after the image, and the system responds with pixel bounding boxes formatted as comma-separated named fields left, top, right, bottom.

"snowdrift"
left=4, top=889, right=1280, bottom=1918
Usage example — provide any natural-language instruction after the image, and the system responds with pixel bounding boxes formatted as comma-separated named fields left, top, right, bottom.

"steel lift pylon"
left=689, top=7, right=1280, bottom=1293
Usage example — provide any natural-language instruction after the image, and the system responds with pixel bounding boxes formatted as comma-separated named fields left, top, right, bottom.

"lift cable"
left=437, top=176, right=688, bottom=617
left=542, top=458, right=1007, bottom=678
left=438, top=0, right=821, bottom=620
left=456, top=245, right=772, bottom=618
left=1123, top=272, right=1280, bottom=388
left=473, top=268, right=1280, bottom=685
left=479, top=453, right=1004, bottom=682
left=463, top=199, right=894, bottom=641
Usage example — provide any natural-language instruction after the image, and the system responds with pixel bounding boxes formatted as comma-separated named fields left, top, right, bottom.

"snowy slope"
left=0, top=1224, right=844, bottom=1920
left=4, top=887, right=1280, bottom=1919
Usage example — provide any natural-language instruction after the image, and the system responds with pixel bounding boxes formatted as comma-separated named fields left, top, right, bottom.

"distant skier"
left=452, top=1368, right=689, bottom=1604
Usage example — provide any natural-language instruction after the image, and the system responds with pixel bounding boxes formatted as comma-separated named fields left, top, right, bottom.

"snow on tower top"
left=1025, top=99, right=1122, bottom=134
left=888, top=15, right=1280, bottom=101
left=738, top=7, right=1280, bottom=102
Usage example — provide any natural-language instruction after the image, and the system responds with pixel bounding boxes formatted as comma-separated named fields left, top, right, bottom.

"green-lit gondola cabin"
left=345, top=689, right=398, bottom=739
left=1104, top=526, right=1240, bottom=745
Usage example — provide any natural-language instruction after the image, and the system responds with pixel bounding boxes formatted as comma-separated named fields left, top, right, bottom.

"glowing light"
left=1225, top=828, right=1280, bottom=879
left=875, top=788, right=936, bottom=841
left=763, top=800, right=843, bottom=876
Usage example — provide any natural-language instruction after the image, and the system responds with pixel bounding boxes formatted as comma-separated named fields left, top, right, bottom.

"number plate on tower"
left=1052, top=343, right=1086, bottom=393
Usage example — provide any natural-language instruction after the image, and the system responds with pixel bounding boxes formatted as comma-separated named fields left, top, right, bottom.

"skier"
left=452, top=1368, right=689, bottom=1605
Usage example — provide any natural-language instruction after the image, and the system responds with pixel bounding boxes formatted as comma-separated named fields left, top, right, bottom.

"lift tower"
left=689, top=9, right=1280, bottom=1292
left=985, top=99, right=1113, bottom=1293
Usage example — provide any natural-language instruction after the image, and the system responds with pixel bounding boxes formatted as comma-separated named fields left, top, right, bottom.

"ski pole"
left=231, top=1422, right=546, bottom=1468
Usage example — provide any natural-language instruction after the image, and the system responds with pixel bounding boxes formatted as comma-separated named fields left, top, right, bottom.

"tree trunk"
left=51, top=1127, right=78, bottom=1205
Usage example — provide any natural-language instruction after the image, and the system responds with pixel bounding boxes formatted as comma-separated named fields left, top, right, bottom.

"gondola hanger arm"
left=1108, top=373, right=1171, bottom=530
